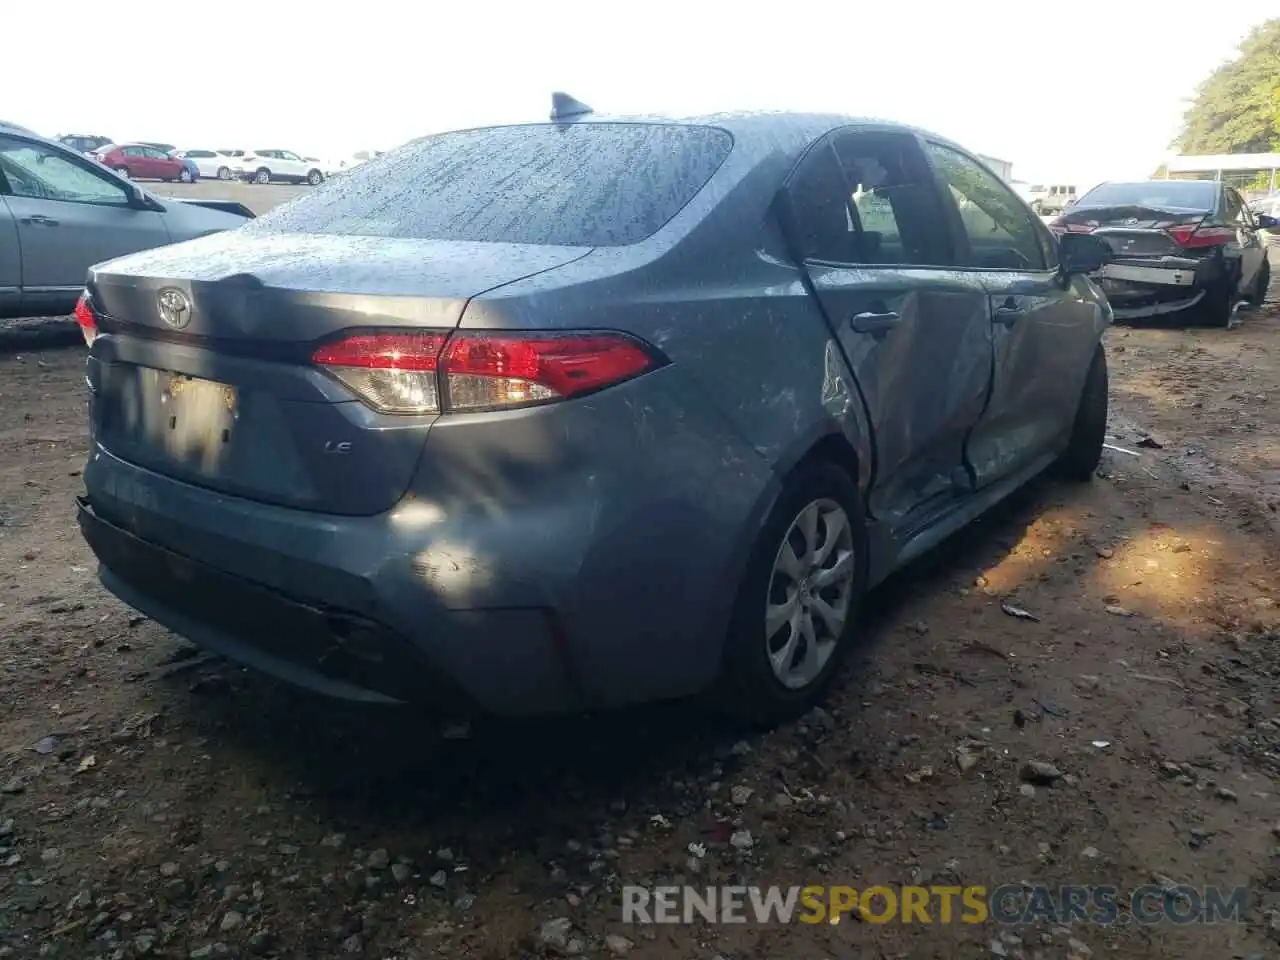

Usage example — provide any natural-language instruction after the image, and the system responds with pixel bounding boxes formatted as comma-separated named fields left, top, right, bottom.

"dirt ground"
left=2, top=282, right=1279, bottom=959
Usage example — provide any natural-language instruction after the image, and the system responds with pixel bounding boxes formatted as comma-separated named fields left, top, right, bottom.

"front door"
left=1226, top=187, right=1266, bottom=297
left=0, top=135, right=169, bottom=302
left=277, top=151, right=306, bottom=178
left=142, top=147, right=174, bottom=180
left=0, top=198, right=20, bottom=315
left=785, top=129, right=995, bottom=532
left=923, top=141, right=1102, bottom=486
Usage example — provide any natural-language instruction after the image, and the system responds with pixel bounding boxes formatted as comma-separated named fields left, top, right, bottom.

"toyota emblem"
left=157, top=288, right=192, bottom=329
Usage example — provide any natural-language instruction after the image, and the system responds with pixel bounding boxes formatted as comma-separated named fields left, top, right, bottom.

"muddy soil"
left=1, top=294, right=1278, bottom=959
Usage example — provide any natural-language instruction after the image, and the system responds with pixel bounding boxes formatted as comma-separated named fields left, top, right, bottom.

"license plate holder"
left=151, top=371, right=239, bottom=466
left=1097, top=263, right=1196, bottom=286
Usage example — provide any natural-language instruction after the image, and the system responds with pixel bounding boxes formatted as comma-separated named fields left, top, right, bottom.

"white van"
left=1024, top=184, right=1077, bottom=215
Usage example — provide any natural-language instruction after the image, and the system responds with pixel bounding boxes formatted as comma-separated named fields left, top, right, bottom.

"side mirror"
left=1257, top=213, right=1278, bottom=230
left=1059, top=233, right=1112, bottom=275
left=127, top=185, right=164, bottom=212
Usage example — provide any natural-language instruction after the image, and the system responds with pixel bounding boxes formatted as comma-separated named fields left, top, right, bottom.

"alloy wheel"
left=765, top=498, right=856, bottom=689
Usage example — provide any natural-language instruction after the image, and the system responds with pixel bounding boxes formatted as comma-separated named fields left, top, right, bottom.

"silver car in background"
left=0, top=123, right=254, bottom=319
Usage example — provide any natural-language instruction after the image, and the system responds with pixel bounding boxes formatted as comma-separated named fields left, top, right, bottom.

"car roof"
left=3, top=122, right=100, bottom=152
left=417, top=110, right=980, bottom=173
left=1092, top=178, right=1219, bottom=187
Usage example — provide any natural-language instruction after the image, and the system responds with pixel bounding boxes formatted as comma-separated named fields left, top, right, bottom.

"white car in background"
left=174, top=149, right=237, bottom=181
left=231, top=149, right=326, bottom=185
left=324, top=150, right=385, bottom=177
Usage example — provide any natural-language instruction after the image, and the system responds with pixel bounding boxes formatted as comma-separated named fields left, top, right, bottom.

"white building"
left=978, top=155, right=1014, bottom=183
left=1164, top=152, right=1280, bottom=197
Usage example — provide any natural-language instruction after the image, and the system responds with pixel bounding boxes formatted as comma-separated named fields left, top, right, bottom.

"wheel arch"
left=706, top=422, right=870, bottom=672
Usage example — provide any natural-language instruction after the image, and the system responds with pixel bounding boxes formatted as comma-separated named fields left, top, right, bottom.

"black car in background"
left=57, top=133, right=114, bottom=155
left=1052, top=180, right=1275, bottom=326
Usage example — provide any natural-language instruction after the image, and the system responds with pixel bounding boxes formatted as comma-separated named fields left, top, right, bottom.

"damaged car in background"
left=1050, top=179, right=1275, bottom=326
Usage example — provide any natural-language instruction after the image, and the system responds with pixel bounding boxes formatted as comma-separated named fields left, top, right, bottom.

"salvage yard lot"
left=1, top=182, right=1279, bottom=959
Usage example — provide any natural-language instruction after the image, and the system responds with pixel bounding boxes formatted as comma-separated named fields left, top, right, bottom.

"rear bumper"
left=78, top=493, right=570, bottom=715
left=78, top=360, right=772, bottom=715
left=1093, top=254, right=1223, bottom=320
left=78, top=496, right=477, bottom=710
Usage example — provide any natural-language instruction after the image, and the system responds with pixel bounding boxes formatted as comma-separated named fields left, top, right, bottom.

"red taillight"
left=73, top=291, right=98, bottom=347
left=1061, top=221, right=1096, bottom=234
left=440, top=333, right=657, bottom=411
left=1167, top=223, right=1235, bottom=248
left=312, top=332, right=448, bottom=414
left=312, top=331, right=661, bottom=414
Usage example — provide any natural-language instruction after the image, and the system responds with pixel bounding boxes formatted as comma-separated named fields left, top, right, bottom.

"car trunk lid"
left=86, top=232, right=590, bottom=516
left=1055, top=204, right=1212, bottom=258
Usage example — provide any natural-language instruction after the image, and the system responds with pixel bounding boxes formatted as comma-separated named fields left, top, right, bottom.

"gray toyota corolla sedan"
left=75, top=101, right=1115, bottom=725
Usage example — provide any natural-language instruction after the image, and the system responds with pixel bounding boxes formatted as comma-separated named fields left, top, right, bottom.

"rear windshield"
left=248, top=122, right=734, bottom=247
left=1076, top=181, right=1217, bottom=210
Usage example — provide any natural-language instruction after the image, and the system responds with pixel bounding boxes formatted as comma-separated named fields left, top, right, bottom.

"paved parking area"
left=148, top=179, right=308, bottom=216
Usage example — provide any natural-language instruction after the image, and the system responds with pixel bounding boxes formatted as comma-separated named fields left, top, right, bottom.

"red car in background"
left=92, top=143, right=191, bottom=182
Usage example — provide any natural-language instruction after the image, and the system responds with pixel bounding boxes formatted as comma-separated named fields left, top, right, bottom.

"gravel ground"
left=1, top=198, right=1279, bottom=957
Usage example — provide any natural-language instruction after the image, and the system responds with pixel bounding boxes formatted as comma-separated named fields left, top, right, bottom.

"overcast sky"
left=11, top=1, right=1280, bottom=189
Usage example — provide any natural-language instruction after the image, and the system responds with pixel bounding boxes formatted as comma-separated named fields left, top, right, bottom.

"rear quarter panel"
left=450, top=141, right=875, bottom=703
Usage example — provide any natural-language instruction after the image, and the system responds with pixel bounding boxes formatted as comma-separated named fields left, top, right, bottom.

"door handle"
left=850, top=310, right=900, bottom=334
left=994, top=297, right=1023, bottom=326
left=19, top=214, right=59, bottom=227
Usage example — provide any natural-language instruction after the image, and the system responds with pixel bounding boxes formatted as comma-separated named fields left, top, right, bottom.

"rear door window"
left=833, top=132, right=954, bottom=266
left=784, top=131, right=954, bottom=267
left=250, top=123, right=734, bottom=247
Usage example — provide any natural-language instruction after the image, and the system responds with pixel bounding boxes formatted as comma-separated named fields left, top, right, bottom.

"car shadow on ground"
left=153, top=471, right=1143, bottom=828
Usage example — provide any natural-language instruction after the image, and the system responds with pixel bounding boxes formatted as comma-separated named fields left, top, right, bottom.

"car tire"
left=217, top=166, right=231, bottom=180
left=1250, top=258, right=1270, bottom=305
left=1052, top=343, right=1108, bottom=482
left=306, top=169, right=323, bottom=186
left=708, top=460, right=868, bottom=727
left=179, top=168, right=194, bottom=183
left=114, top=166, right=130, bottom=179
left=254, top=168, right=271, bottom=184
left=1200, top=278, right=1236, bottom=328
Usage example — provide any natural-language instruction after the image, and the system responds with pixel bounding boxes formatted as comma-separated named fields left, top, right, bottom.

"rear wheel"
left=178, top=167, right=194, bottom=183
left=254, top=168, right=271, bottom=184
left=709, top=461, right=867, bottom=727
left=1052, top=343, right=1108, bottom=482
left=1250, top=257, right=1271, bottom=305
left=1200, top=279, right=1236, bottom=327
left=306, top=168, right=323, bottom=186
left=217, top=166, right=231, bottom=180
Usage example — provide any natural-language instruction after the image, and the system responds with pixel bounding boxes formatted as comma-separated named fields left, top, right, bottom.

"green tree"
left=1176, top=19, right=1280, bottom=154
